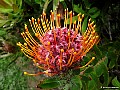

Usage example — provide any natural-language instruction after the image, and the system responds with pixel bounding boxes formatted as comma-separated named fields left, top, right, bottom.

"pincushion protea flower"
left=17, top=9, right=99, bottom=76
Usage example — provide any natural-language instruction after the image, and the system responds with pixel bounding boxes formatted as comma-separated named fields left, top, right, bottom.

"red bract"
left=17, top=9, right=99, bottom=76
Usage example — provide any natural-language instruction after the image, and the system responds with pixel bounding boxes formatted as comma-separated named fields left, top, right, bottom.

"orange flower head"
left=17, top=9, right=99, bottom=76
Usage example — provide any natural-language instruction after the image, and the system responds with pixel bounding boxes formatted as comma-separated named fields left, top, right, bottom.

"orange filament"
left=60, top=49, right=64, bottom=70
left=66, top=48, right=74, bottom=66
left=45, top=58, right=50, bottom=68
left=74, top=57, right=95, bottom=69
left=68, top=52, right=77, bottom=67
left=67, top=31, right=71, bottom=49
left=64, top=8, right=68, bottom=28
left=33, top=59, right=45, bottom=70
left=56, top=14, right=61, bottom=28
left=72, top=21, right=78, bottom=43
left=24, top=71, right=44, bottom=76
left=77, top=13, right=84, bottom=32
left=50, top=11, right=56, bottom=44
left=69, top=11, right=72, bottom=30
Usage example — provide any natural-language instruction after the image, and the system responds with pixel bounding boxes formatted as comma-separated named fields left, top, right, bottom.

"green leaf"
left=90, top=11, right=100, bottom=18
left=88, top=7, right=100, bottom=18
left=108, top=51, right=117, bottom=69
left=103, top=56, right=108, bottom=66
left=37, top=77, right=62, bottom=89
left=88, top=7, right=98, bottom=14
left=112, top=77, right=120, bottom=87
left=37, top=81, right=61, bottom=89
left=90, top=72, right=99, bottom=85
left=63, top=84, right=71, bottom=90
left=60, top=0, right=64, bottom=2
left=82, top=16, right=88, bottom=34
left=0, top=20, right=9, bottom=27
left=43, top=0, right=51, bottom=12
left=44, top=78, right=60, bottom=83
left=94, top=64, right=103, bottom=77
left=73, top=69, right=80, bottom=75
left=82, top=81, right=88, bottom=90
left=73, top=5, right=85, bottom=14
left=94, top=56, right=109, bottom=86
left=83, top=0, right=92, bottom=9
left=84, top=67, right=93, bottom=73
left=13, top=4, right=19, bottom=13
left=101, top=62, right=109, bottom=86
left=0, top=0, right=11, bottom=8
left=3, top=0, right=16, bottom=7
left=93, top=45, right=102, bottom=59
left=88, top=80, right=96, bottom=90
left=60, top=1, right=67, bottom=9
left=71, top=75, right=82, bottom=90
left=0, top=29, right=6, bottom=36
left=71, top=75, right=81, bottom=84
left=109, top=59, right=115, bottom=69
left=71, top=83, right=80, bottom=90
left=80, top=75, right=90, bottom=83
left=82, top=56, right=90, bottom=65
left=0, top=8, right=13, bottom=13
left=17, top=0, right=22, bottom=8
left=53, top=0, right=59, bottom=12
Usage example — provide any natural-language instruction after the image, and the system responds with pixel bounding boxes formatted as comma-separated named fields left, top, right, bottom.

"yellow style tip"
left=24, top=72, right=28, bottom=75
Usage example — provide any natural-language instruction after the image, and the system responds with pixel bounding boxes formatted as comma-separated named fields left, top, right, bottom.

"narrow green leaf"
left=3, top=0, right=13, bottom=7
left=82, top=16, right=88, bottom=34
left=44, top=78, right=60, bottom=83
left=93, top=45, right=102, bottom=59
left=17, top=0, right=22, bottom=8
left=88, top=7, right=98, bottom=14
left=37, top=81, right=61, bottom=89
left=0, top=8, right=13, bottom=13
left=60, top=0, right=64, bottom=2
left=80, top=75, right=90, bottom=83
left=88, top=80, right=96, bottom=90
left=108, top=52, right=117, bottom=69
left=79, top=79, right=82, bottom=90
left=88, top=7, right=100, bottom=18
left=73, top=5, right=85, bottom=14
left=94, top=64, right=103, bottom=77
left=109, top=59, right=115, bottom=69
left=112, top=77, right=120, bottom=87
left=60, top=1, right=67, bottom=9
left=71, top=75, right=80, bottom=84
left=43, top=0, right=51, bottom=12
left=13, top=4, right=19, bottom=13
left=53, top=0, right=59, bottom=11
left=90, top=72, right=99, bottom=85
left=82, top=81, right=88, bottom=90
left=0, top=30, right=6, bottom=36
left=90, top=11, right=100, bottom=18
left=71, top=83, right=80, bottom=90
left=84, top=67, right=93, bottom=73
left=71, top=75, right=82, bottom=90
left=101, top=62, right=109, bottom=86
left=73, top=69, right=80, bottom=75
left=0, top=0, right=11, bottom=8
left=103, top=56, right=108, bottom=66
left=0, top=20, right=9, bottom=27
left=63, top=84, right=71, bottom=90
left=83, top=0, right=92, bottom=9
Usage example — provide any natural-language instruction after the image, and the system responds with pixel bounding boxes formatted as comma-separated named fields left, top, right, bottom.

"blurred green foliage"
left=0, top=0, right=120, bottom=90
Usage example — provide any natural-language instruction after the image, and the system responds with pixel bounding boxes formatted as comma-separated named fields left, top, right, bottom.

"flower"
left=17, top=9, right=99, bottom=76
